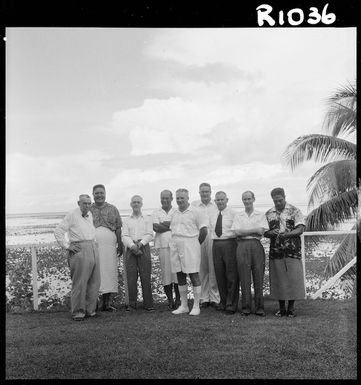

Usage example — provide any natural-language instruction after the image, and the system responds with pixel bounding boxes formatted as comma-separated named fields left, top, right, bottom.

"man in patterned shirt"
left=264, top=187, right=306, bottom=317
left=90, top=184, right=124, bottom=312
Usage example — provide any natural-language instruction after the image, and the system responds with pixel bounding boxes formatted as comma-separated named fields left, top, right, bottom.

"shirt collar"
left=271, top=202, right=290, bottom=213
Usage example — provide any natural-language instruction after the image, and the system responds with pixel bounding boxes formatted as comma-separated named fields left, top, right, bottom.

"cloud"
left=113, top=97, right=229, bottom=155
left=6, top=151, right=116, bottom=213
left=176, top=62, right=252, bottom=84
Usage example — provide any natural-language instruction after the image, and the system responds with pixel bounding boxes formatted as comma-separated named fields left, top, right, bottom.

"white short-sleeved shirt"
left=209, top=206, right=237, bottom=240
left=152, top=207, right=177, bottom=248
left=191, top=199, right=218, bottom=226
left=231, top=209, right=268, bottom=240
left=170, top=205, right=208, bottom=238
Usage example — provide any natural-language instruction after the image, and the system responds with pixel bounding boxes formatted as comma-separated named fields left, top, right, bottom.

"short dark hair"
left=199, top=182, right=211, bottom=189
left=161, top=190, right=173, bottom=198
left=93, top=184, right=105, bottom=192
left=270, top=187, right=285, bottom=198
left=242, top=190, right=255, bottom=199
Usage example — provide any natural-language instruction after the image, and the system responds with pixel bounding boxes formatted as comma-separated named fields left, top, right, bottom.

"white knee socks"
left=189, top=285, right=201, bottom=316
left=172, top=284, right=189, bottom=314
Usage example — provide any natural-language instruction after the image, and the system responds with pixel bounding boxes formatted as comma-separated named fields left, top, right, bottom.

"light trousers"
left=68, top=240, right=100, bottom=316
left=199, top=234, right=220, bottom=303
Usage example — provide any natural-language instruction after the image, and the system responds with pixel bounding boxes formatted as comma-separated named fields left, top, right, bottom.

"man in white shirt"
left=191, top=182, right=220, bottom=308
left=170, top=188, right=208, bottom=316
left=122, top=195, right=154, bottom=311
left=152, top=190, right=180, bottom=310
left=54, top=194, right=100, bottom=321
left=210, top=191, right=239, bottom=314
left=231, top=191, right=268, bottom=316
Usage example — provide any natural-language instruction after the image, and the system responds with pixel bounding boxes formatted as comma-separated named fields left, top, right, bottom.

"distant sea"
left=6, top=205, right=355, bottom=246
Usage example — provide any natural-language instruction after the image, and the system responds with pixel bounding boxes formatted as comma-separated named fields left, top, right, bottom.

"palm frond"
left=324, top=226, right=356, bottom=279
left=283, top=135, right=356, bottom=171
left=307, top=160, right=356, bottom=209
left=324, top=83, right=357, bottom=137
left=306, top=189, right=358, bottom=231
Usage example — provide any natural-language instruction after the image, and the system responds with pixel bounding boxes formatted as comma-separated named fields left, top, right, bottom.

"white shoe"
left=189, top=306, right=200, bottom=316
left=172, top=306, right=189, bottom=315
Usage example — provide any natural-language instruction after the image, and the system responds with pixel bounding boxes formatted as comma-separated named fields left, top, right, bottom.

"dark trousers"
left=213, top=239, right=239, bottom=312
left=236, top=238, right=265, bottom=313
left=125, top=244, right=153, bottom=308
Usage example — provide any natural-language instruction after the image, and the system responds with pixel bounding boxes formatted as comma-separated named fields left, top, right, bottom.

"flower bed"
left=5, top=237, right=353, bottom=312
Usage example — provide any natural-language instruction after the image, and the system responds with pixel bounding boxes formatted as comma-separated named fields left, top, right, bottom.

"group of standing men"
left=54, top=183, right=306, bottom=321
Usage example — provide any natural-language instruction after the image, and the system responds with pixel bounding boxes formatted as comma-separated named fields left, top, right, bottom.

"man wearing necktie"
left=210, top=191, right=239, bottom=314
left=54, top=194, right=101, bottom=321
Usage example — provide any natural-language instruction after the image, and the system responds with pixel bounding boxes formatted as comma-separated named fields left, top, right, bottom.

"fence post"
left=31, top=246, right=39, bottom=311
left=301, top=233, right=306, bottom=299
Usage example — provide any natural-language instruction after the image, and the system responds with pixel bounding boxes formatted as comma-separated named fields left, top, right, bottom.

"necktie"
left=215, top=211, right=222, bottom=237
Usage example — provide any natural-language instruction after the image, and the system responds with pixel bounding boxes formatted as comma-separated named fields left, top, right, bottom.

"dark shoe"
left=216, top=304, right=226, bottom=311
left=287, top=310, right=297, bottom=317
left=275, top=310, right=286, bottom=317
left=104, top=305, right=117, bottom=312
left=255, top=309, right=266, bottom=317
left=144, top=307, right=155, bottom=312
left=240, top=311, right=251, bottom=316
left=209, top=301, right=218, bottom=308
left=225, top=309, right=235, bottom=314
left=200, top=302, right=210, bottom=308
left=125, top=305, right=136, bottom=312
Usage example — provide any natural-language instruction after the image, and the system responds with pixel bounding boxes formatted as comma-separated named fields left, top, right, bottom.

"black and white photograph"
left=4, top=2, right=358, bottom=380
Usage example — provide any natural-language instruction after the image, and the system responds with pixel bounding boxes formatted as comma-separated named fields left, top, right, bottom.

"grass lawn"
left=6, top=296, right=357, bottom=379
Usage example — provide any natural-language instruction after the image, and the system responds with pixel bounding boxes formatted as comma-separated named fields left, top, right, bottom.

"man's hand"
left=278, top=231, right=290, bottom=240
left=198, top=227, right=208, bottom=244
left=67, top=243, right=82, bottom=254
left=117, top=241, right=124, bottom=256
left=265, top=229, right=280, bottom=238
left=130, top=244, right=139, bottom=253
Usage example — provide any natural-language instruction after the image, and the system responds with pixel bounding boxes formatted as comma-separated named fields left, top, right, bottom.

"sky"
left=6, top=27, right=356, bottom=214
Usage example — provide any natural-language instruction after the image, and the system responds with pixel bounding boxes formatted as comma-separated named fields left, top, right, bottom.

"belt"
left=236, top=237, right=260, bottom=242
left=213, top=238, right=236, bottom=242
left=71, top=240, right=95, bottom=244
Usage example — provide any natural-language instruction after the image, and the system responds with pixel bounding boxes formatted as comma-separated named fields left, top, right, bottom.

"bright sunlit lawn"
left=6, top=296, right=356, bottom=380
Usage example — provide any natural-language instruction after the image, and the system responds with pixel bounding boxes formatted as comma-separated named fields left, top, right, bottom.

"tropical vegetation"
left=283, top=82, right=357, bottom=289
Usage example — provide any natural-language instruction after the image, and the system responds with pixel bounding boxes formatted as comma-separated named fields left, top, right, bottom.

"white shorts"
left=170, top=236, right=201, bottom=274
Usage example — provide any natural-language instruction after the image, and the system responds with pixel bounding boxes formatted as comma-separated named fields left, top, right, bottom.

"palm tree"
left=283, top=82, right=357, bottom=292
